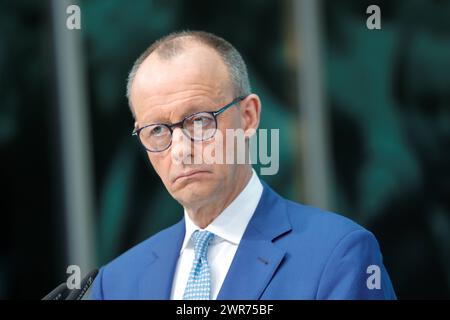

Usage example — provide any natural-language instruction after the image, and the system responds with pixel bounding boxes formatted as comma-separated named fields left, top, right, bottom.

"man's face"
left=130, top=44, right=251, bottom=210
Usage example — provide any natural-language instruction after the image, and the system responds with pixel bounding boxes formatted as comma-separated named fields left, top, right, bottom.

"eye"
left=149, top=125, right=166, bottom=137
left=192, top=115, right=212, bottom=126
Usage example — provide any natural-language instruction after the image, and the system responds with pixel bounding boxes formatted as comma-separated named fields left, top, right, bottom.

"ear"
left=239, top=94, right=261, bottom=139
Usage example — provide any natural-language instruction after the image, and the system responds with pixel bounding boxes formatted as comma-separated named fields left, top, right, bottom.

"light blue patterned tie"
left=183, top=230, right=215, bottom=300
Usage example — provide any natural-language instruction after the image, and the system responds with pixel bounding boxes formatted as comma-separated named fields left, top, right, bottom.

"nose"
left=171, top=127, right=193, bottom=165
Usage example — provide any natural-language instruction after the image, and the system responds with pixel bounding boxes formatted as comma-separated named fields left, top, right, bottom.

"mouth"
left=173, top=170, right=210, bottom=183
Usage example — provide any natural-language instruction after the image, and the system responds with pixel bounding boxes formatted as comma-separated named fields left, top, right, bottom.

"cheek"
left=148, top=153, right=170, bottom=179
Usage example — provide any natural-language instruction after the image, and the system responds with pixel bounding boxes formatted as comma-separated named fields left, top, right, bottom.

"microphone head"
left=42, top=282, right=70, bottom=300
left=65, top=269, right=99, bottom=300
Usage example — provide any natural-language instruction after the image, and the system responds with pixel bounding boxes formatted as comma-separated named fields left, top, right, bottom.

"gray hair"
left=126, top=30, right=252, bottom=118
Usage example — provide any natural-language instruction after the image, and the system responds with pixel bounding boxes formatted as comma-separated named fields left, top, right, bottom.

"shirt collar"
left=180, top=169, right=263, bottom=253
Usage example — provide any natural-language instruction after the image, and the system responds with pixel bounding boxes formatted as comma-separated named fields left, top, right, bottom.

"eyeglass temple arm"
left=213, top=96, right=246, bottom=116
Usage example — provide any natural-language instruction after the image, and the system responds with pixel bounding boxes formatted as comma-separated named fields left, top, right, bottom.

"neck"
left=185, top=165, right=253, bottom=228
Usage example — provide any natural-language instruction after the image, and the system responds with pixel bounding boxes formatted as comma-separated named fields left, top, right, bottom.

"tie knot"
left=192, top=230, right=214, bottom=260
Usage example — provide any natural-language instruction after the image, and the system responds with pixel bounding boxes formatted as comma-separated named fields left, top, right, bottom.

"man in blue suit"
left=91, top=31, right=396, bottom=300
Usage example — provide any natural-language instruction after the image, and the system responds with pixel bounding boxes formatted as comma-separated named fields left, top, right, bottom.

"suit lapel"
left=216, top=227, right=287, bottom=300
left=138, top=219, right=185, bottom=299
left=217, top=182, right=292, bottom=299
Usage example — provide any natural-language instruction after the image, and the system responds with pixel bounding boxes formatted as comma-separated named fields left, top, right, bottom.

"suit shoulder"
left=282, top=197, right=371, bottom=241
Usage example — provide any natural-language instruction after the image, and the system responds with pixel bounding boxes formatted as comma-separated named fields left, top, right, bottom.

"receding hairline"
left=135, top=37, right=231, bottom=80
left=126, top=31, right=252, bottom=118
left=129, top=34, right=232, bottom=93
left=149, top=34, right=220, bottom=60
left=129, top=40, right=233, bottom=108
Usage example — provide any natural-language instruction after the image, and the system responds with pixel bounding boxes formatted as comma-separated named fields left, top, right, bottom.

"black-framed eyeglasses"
left=132, top=96, right=246, bottom=152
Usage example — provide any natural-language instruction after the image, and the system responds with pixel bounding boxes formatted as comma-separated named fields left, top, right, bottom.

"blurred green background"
left=0, top=0, right=449, bottom=299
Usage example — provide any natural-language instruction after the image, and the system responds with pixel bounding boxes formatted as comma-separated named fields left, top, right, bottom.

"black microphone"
left=65, top=269, right=99, bottom=300
left=42, top=269, right=98, bottom=300
left=42, top=283, right=70, bottom=300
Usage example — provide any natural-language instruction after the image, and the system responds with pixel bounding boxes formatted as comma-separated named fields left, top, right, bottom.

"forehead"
left=131, top=44, right=233, bottom=122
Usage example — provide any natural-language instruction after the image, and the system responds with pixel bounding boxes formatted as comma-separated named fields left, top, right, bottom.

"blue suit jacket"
left=91, top=181, right=396, bottom=300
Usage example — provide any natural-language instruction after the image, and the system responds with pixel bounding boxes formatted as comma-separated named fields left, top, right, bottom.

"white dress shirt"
left=170, top=169, right=263, bottom=300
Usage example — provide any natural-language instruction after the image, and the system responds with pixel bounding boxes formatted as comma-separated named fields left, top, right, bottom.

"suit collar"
left=245, top=180, right=292, bottom=242
left=217, top=180, right=292, bottom=299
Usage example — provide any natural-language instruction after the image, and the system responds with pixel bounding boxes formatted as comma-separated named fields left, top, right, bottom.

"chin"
left=171, top=181, right=216, bottom=206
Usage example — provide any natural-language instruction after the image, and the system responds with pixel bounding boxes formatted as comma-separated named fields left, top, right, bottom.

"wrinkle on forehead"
left=138, top=89, right=226, bottom=125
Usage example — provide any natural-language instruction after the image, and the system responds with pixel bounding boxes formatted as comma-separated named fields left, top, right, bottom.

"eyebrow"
left=142, top=103, right=214, bottom=126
